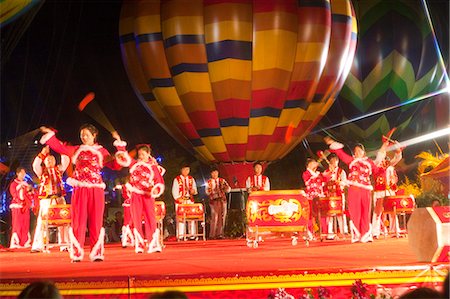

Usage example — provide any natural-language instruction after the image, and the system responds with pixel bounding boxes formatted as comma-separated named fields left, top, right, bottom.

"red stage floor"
left=0, top=237, right=447, bottom=298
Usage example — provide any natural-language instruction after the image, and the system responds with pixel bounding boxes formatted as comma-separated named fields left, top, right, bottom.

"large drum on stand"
left=383, top=195, right=415, bottom=237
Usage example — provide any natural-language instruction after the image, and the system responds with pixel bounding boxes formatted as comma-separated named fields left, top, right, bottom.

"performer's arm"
left=191, top=179, right=198, bottom=195
left=205, top=180, right=212, bottom=195
left=223, top=179, right=231, bottom=193
left=112, top=137, right=132, bottom=168
left=264, top=177, right=270, bottom=191
left=150, top=164, right=165, bottom=198
left=390, top=147, right=402, bottom=167
left=157, top=165, right=166, bottom=176
left=58, top=154, right=70, bottom=172
left=39, top=130, right=77, bottom=157
left=9, top=181, right=19, bottom=200
left=340, top=169, right=348, bottom=188
left=172, top=178, right=180, bottom=200
left=246, top=177, right=251, bottom=193
left=374, top=141, right=389, bottom=166
left=32, top=156, right=44, bottom=178
left=326, top=139, right=353, bottom=165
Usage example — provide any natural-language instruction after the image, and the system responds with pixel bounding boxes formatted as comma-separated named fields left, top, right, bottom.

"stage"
left=0, top=237, right=447, bottom=298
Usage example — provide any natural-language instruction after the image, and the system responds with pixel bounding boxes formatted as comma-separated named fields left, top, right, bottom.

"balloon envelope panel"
left=119, top=0, right=357, bottom=164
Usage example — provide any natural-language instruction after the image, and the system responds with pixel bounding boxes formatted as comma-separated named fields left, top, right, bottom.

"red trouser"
left=131, top=193, right=156, bottom=243
left=347, top=186, right=372, bottom=239
left=10, top=208, right=30, bottom=248
left=70, top=187, right=105, bottom=261
left=123, top=205, right=133, bottom=227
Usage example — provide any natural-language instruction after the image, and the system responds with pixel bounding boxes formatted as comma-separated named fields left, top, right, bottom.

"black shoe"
left=30, top=249, right=41, bottom=253
left=93, top=258, right=103, bottom=262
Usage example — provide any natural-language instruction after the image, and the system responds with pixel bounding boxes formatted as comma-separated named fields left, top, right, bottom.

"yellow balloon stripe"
left=161, top=0, right=228, bottom=160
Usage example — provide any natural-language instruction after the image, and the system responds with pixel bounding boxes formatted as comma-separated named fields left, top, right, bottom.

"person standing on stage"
left=302, top=158, right=325, bottom=239
left=206, top=167, right=231, bottom=239
left=9, top=167, right=35, bottom=249
left=322, top=154, right=348, bottom=239
left=302, top=158, right=325, bottom=200
left=31, top=145, right=70, bottom=252
left=113, top=181, right=134, bottom=248
left=372, top=146, right=402, bottom=238
left=115, top=143, right=165, bottom=253
left=172, top=164, right=198, bottom=239
left=39, top=125, right=125, bottom=262
left=324, top=137, right=386, bottom=243
left=246, top=162, right=270, bottom=194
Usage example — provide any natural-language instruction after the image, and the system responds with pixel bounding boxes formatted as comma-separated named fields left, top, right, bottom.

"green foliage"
left=414, top=191, right=449, bottom=208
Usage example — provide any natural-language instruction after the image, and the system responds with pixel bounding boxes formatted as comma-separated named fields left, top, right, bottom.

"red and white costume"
left=172, top=175, right=198, bottom=238
left=302, top=169, right=325, bottom=238
left=328, top=141, right=384, bottom=243
left=302, top=169, right=325, bottom=200
left=372, top=151, right=402, bottom=237
left=245, top=175, right=270, bottom=193
left=9, top=178, right=35, bottom=248
left=40, top=131, right=124, bottom=261
left=115, top=183, right=134, bottom=248
left=118, top=152, right=165, bottom=253
left=31, top=152, right=70, bottom=251
left=206, top=177, right=231, bottom=239
left=322, top=166, right=348, bottom=236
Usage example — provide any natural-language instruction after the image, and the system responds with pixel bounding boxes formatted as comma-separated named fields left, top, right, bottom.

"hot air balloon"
left=320, top=0, right=447, bottom=150
left=119, top=0, right=357, bottom=187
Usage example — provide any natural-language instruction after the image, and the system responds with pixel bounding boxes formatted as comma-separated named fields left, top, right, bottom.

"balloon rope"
left=310, top=87, right=448, bottom=135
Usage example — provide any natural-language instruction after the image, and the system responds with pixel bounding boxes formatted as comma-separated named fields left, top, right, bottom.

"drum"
left=176, top=203, right=204, bottom=220
left=155, top=201, right=166, bottom=221
left=47, top=204, right=71, bottom=225
left=383, top=195, right=415, bottom=213
left=318, top=196, right=343, bottom=216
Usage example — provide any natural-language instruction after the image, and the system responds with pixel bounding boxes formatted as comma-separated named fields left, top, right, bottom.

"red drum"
left=318, top=196, right=343, bottom=216
left=176, top=203, right=204, bottom=220
left=155, top=201, right=166, bottom=221
left=383, top=195, right=415, bottom=213
left=47, top=204, right=71, bottom=225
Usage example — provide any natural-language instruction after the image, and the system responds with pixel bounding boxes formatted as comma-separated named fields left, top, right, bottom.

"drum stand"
left=176, top=207, right=206, bottom=242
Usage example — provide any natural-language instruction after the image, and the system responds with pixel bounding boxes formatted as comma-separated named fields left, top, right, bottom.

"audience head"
left=18, top=281, right=62, bottom=299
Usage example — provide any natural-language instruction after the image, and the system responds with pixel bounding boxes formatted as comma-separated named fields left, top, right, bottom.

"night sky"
left=1, top=1, right=183, bottom=156
left=1, top=0, right=449, bottom=171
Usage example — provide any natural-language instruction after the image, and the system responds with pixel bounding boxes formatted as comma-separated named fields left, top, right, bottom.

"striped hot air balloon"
left=0, top=0, right=40, bottom=28
left=119, top=0, right=357, bottom=186
left=321, top=0, right=447, bottom=150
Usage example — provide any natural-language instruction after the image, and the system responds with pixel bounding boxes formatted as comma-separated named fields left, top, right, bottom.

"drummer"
left=246, top=161, right=270, bottom=194
left=172, top=163, right=198, bottom=240
left=322, top=154, right=348, bottom=239
left=302, top=158, right=325, bottom=239
left=372, top=145, right=402, bottom=238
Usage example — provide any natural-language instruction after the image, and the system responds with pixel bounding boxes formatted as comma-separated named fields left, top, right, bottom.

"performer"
left=9, top=167, right=35, bottom=249
left=324, top=137, right=386, bottom=243
left=31, top=146, right=70, bottom=252
left=113, top=181, right=134, bottom=248
left=115, top=143, right=165, bottom=253
left=372, top=145, right=402, bottom=238
left=206, top=167, right=231, bottom=239
left=172, top=163, right=198, bottom=240
left=322, top=154, right=348, bottom=239
left=246, top=162, right=270, bottom=194
left=40, top=125, right=124, bottom=262
left=302, top=158, right=325, bottom=239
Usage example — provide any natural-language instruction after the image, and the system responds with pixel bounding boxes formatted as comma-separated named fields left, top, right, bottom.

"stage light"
left=386, top=127, right=450, bottom=152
